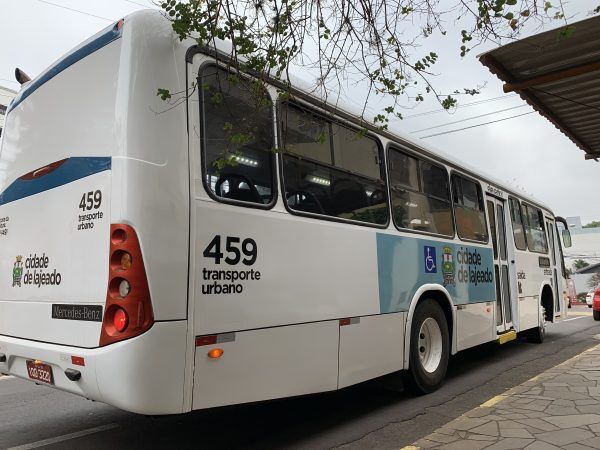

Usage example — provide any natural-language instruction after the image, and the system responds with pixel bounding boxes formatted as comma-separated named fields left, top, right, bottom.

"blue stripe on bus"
left=0, top=157, right=111, bottom=206
left=7, top=22, right=123, bottom=114
left=376, top=233, right=496, bottom=313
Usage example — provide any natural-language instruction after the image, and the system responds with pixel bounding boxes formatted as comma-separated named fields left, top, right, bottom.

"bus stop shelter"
left=479, top=16, right=600, bottom=160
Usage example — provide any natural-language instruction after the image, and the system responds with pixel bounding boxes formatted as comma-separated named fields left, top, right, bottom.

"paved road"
left=1, top=306, right=598, bottom=450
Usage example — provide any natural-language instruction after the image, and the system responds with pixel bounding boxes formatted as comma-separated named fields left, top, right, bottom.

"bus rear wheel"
left=405, top=299, right=449, bottom=394
left=594, top=310, right=600, bottom=321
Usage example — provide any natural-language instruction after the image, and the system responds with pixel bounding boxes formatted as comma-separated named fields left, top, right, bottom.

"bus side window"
left=200, top=66, right=275, bottom=205
left=451, top=175, right=488, bottom=242
left=281, top=104, right=388, bottom=225
left=522, top=204, right=549, bottom=253
left=388, top=148, right=454, bottom=237
left=508, top=197, right=527, bottom=250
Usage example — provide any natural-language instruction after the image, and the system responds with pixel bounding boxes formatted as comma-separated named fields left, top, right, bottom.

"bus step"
left=497, top=330, right=517, bottom=345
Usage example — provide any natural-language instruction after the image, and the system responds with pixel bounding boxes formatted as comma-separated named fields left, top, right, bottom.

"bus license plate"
left=26, top=360, right=54, bottom=385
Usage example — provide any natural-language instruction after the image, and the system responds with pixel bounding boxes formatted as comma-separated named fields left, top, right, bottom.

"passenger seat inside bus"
left=215, top=173, right=263, bottom=204
left=332, top=179, right=369, bottom=216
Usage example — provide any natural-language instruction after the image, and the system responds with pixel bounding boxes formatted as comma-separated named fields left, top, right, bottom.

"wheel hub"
left=418, top=317, right=443, bottom=373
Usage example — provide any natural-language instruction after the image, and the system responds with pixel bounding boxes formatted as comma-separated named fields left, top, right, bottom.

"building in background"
left=563, top=216, right=600, bottom=293
left=0, top=86, right=18, bottom=137
left=573, top=263, right=600, bottom=295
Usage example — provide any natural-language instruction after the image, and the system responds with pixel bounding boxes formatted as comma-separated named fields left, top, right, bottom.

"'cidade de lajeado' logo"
left=11, top=253, right=62, bottom=288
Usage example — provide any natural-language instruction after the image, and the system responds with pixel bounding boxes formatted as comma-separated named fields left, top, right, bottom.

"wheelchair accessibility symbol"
left=424, top=246, right=437, bottom=273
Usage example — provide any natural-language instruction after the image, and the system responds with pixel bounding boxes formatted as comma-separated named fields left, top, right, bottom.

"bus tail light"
left=99, top=224, right=154, bottom=346
left=113, top=307, right=129, bottom=332
left=207, top=348, right=224, bottom=359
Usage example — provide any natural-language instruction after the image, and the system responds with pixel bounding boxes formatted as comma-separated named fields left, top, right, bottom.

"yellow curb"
left=567, top=311, right=593, bottom=316
left=480, top=394, right=507, bottom=407
left=400, top=446, right=419, bottom=450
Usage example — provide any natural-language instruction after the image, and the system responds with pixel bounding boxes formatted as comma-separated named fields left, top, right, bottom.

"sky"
left=0, top=0, right=599, bottom=223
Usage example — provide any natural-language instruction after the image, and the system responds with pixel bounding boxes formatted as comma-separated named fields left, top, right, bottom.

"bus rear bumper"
left=0, top=320, right=187, bottom=415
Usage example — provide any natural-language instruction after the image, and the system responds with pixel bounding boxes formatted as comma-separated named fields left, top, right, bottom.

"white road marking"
left=0, top=375, right=15, bottom=381
left=7, top=424, right=119, bottom=450
left=563, top=316, right=585, bottom=322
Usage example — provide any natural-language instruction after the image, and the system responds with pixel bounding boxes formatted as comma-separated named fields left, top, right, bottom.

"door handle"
left=511, top=260, right=515, bottom=264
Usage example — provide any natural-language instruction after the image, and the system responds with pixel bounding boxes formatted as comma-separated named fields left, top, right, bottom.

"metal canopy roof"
left=479, top=16, right=600, bottom=160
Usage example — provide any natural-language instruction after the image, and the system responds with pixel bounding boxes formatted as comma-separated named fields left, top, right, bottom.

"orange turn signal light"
left=207, top=348, right=224, bottom=359
left=120, top=252, right=132, bottom=270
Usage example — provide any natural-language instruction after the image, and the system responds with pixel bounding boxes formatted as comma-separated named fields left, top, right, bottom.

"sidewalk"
left=404, top=343, right=600, bottom=450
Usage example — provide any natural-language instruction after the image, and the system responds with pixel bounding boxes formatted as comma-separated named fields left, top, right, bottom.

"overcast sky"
left=1, top=0, right=599, bottom=223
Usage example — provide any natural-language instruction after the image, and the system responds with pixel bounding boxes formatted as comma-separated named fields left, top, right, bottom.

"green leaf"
left=156, top=88, right=171, bottom=100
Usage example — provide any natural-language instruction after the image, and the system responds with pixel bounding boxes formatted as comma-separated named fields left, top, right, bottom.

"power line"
left=124, top=0, right=155, bottom=7
left=419, top=111, right=535, bottom=139
left=410, top=104, right=528, bottom=134
left=402, top=93, right=519, bottom=119
left=34, top=0, right=113, bottom=21
left=533, top=87, right=600, bottom=113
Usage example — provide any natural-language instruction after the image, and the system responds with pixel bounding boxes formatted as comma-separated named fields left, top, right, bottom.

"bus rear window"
left=200, top=66, right=275, bottom=206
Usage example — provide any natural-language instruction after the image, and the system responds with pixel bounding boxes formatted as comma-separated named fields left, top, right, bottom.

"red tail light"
left=113, top=308, right=129, bottom=332
left=100, top=224, right=154, bottom=346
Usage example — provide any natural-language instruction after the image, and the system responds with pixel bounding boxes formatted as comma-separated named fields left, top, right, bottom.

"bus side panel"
left=520, top=298, right=539, bottom=331
left=192, top=321, right=339, bottom=409
left=456, top=303, right=495, bottom=351
left=338, top=312, right=405, bottom=389
left=515, top=251, right=546, bottom=330
left=193, top=203, right=381, bottom=334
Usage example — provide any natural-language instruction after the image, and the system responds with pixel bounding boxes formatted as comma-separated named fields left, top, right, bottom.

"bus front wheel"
left=405, top=299, right=449, bottom=394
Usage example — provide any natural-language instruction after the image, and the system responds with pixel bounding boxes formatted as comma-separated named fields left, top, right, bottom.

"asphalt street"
left=1, top=305, right=598, bottom=450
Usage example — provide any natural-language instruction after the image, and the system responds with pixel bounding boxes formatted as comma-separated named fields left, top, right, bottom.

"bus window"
left=201, top=66, right=275, bottom=205
left=281, top=104, right=388, bottom=225
left=508, top=197, right=527, bottom=250
left=388, top=149, right=453, bottom=236
left=522, top=204, right=549, bottom=253
left=452, top=174, right=487, bottom=242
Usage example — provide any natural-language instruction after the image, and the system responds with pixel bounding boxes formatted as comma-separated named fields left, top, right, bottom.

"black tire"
left=589, top=305, right=593, bottom=308
left=528, top=323, right=545, bottom=343
left=405, top=299, right=449, bottom=394
left=527, top=306, right=545, bottom=344
left=594, top=310, right=600, bottom=321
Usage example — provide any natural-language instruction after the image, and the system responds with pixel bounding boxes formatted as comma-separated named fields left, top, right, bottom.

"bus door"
left=546, top=218, right=561, bottom=316
left=486, top=197, right=514, bottom=333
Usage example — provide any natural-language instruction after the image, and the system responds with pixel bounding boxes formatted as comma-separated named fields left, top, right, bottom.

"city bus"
left=0, top=10, right=572, bottom=415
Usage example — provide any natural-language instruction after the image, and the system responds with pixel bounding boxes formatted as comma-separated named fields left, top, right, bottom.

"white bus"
left=0, top=10, right=572, bottom=415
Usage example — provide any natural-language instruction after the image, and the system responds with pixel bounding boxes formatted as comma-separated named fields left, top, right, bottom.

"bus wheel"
left=528, top=306, right=545, bottom=344
left=594, top=310, right=600, bottom=321
left=406, top=299, right=449, bottom=394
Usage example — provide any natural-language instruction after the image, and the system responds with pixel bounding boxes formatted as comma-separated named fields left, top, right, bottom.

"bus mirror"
left=562, top=229, right=572, bottom=248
